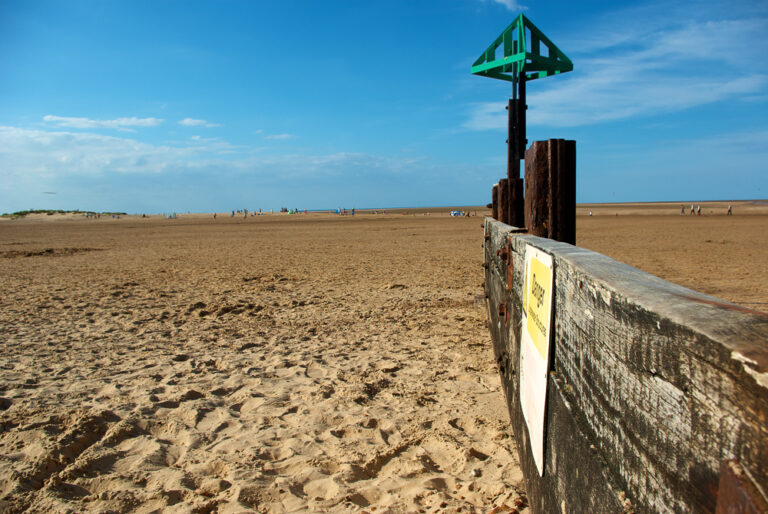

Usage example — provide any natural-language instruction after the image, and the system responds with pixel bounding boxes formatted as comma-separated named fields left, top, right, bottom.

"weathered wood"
left=524, top=141, right=549, bottom=237
left=524, top=140, right=576, bottom=244
left=498, top=178, right=509, bottom=225
left=508, top=178, right=525, bottom=229
left=483, top=218, right=768, bottom=513
left=548, top=139, right=576, bottom=244
left=492, top=183, right=499, bottom=221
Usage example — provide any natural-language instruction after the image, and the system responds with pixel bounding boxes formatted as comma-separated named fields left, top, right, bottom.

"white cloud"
left=0, top=126, right=420, bottom=182
left=264, top=134, right=296, bottom=140
left=178, top=118, right=221, bottom=128
left=464, top=12, right=768, bottom=129
left=480, top=0, right=524, bottom=10
left=42, top=115, right=164, bottom=129
left=0, top=126, right=194, bottom=177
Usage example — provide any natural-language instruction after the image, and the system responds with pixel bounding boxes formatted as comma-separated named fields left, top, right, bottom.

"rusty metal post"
left=498, top=178, right=509, bottom=225
left=524, top=139, right=576, bottom=244
left=517, top=75, right=527, bottom=164
left=507, top=99, right=519, bottom=180
left=492, top=183, right=499, bottom=220
left=506, top=76, right=527, bottom=229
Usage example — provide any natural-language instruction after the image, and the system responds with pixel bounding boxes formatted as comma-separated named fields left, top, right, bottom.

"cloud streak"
left=178, top=118, right=221, bottom=128
left=479, top=0, right=525, bottom=11
left=464, top=13, right=768, bottom=129
left=0, top=126, right=427, bottom=181
left=43, top=115, right=164, bottom=129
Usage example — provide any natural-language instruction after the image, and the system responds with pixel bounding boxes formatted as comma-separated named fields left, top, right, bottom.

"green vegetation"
left=1, top=209, right=127, bottom=219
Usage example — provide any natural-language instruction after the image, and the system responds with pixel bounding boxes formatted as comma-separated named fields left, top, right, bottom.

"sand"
left=576, top=200, right=768, bottom=308
left=0, top=212, right=525, bottom=513
left=0, top=201, right=766, bottom=513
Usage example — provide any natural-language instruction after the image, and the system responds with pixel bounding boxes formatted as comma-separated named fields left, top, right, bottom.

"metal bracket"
left=505, top=238, right=515, bottom=291
left=497, top=301, right=510, bottom=324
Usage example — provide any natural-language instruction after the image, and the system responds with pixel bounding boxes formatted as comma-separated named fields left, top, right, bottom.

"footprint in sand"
left=305, top=361, right=328, bottom=379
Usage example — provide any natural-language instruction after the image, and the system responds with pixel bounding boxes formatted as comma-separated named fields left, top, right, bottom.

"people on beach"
left=690, top=204, right=695, bottom=215
left=680, top=204, right=685, bottom=215
left=727, top=204, right=733, bottom=215
left=697, top=205, right=701, bottom=216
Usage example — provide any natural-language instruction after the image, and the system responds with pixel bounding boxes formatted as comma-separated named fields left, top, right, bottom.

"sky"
left=1, top=0, right=767, bottom=214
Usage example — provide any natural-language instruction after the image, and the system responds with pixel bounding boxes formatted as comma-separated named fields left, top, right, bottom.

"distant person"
left=680, top=204, right=685, bottom=215
left=589, top=211, right=593, bottom=216
left=697, top=205, right=701, bottom=216
left=213, top=213, right=217, bottom=220
left=690, top=204, right=695, bottom=215
left=727, top=204, right=733, bottom=215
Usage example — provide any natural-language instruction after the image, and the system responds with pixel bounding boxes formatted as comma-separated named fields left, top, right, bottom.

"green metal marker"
left=473, top=15, right=573, bottom=227
left=471, top=14, right=572, bottom=85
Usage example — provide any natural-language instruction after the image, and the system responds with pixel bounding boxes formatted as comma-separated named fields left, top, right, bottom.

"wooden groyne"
left=483, top=218, right=768, bottom=513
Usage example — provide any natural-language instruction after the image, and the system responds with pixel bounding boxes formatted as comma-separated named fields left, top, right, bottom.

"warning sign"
left=519, top=245, right=554, bottom=476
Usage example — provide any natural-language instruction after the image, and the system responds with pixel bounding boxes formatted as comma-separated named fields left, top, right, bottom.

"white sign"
left=519, top=245, right=554, bottom=476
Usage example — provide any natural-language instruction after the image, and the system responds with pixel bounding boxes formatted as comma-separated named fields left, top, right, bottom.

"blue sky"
left=1, top=0, right=767, bottom=213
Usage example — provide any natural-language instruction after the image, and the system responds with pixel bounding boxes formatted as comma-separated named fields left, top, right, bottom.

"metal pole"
left=505, top=71, right=526, bottom=228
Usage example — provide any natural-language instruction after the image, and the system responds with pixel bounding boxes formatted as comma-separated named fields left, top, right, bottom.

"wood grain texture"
left=498, top=178, right=509, bottom=226
left=483, top=218, right=768, bottom=513
left=524, top=140, right=576, bottom=244
left=492, top=183, right=499, bottom=221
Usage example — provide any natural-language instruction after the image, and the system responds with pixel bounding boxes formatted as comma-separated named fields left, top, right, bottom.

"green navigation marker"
left=473, top=15, right=573, bottom=229
left=471, top=14, right=572, bottom=84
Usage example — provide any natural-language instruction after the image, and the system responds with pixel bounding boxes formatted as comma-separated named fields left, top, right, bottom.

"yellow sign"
left=525, top=256, right=553, bottom=359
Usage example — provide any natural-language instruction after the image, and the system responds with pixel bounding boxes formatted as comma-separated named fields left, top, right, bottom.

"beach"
left=1, top=201, right=766, bottom=512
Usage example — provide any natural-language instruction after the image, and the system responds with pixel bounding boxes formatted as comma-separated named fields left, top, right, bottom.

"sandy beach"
left=1, top=201, right=766, bottom=512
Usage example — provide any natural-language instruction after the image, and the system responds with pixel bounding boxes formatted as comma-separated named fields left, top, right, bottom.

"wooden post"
left=492, top=183, right=499, bottom=220
left=524, top=139, right=576, bottom=244
left=498, top=178, right=509, bottom=225
left=549, top=139, right=576, bottom=244
left=524, top=141, right=549, bottom=238
left=509, top=178, right=524, bottom=228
